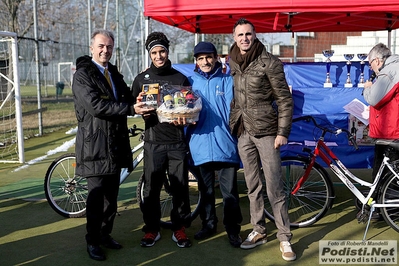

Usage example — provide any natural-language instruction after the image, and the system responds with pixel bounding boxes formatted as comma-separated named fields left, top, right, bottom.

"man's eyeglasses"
left=369, top=58, right=376, bottom=67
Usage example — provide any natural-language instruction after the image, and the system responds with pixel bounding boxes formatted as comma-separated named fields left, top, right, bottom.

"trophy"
left=357, top=53, right=368, bottom=87
left=322, top=50, right=334, bottom=87
left=344, top=54, right=354, bottom=87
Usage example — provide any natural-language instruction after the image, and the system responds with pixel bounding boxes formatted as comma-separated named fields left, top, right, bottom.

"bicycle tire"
left=44, top=153, right=88, bottom=218
left=137, top=170, right=201, bottom=228
left=379, top=173, right=399, bottom=233
left=264, top=156, right=334, bottom=227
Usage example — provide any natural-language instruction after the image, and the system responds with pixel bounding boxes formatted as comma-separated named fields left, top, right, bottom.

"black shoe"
left=87, top=244, right=106, bottom=261
left=101, top=236, right=122, bottom=249
left=228, top=234, right=242, bottom=248
left=194, top=227, right=217, bottom=240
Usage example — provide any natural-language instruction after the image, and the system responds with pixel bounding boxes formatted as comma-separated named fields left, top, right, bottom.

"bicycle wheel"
left=264, top=156, right=334, bottom=227
left=137, top=170, right=201, bottom=228
left=44, top=153, right=88, bottom=218
left=379, top=173, right=399, bottom=233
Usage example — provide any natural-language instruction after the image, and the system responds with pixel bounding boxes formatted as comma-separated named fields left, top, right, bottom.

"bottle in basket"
left=174, top=91, right=186, bottom=107
left=164, top=94, right=174, bottom=109
left=185, top=93, right=195, bottom=108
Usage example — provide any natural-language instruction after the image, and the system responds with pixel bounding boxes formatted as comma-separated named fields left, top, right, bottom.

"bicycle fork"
left=291, top=157, right=316, bottom=194
left=291, top=146, right=320, bottom=195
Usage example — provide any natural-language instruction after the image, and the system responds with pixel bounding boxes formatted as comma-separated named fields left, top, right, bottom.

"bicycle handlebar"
left=293, top=115, right=359, bottom=150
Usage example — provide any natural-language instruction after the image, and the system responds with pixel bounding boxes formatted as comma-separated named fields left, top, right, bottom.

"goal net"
left=0, top=31, right=24, bottom=163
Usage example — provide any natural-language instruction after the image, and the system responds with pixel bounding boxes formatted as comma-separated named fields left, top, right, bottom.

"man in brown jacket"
left=229, top=18, right=296, bottom=261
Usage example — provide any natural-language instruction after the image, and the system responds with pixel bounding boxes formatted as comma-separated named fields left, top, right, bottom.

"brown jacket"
left=229, top=48, right=293, bottom=138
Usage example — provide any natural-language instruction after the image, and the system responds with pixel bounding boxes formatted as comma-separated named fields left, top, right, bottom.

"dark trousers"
left=141, top=142, right=191, bottom=232
left=372, top=143, right=399, bottom=199
left=371, top=143, right=399, bottom=180
left=372, top=144, right=386, bottom=182
left=85, top=173, right=120, bottom=245
left=196, top=162, right=242, bottom=235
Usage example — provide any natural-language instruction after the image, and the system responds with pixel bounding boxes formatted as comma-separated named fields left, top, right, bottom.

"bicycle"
left=44, top=124, right=201, bottom=226
left=263, top=115, right=399, bottom=241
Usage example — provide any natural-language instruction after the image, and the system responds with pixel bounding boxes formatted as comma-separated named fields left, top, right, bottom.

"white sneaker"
left=240, top=230, right=267, bottom=249
left=280, top=241, right=296, bottom=261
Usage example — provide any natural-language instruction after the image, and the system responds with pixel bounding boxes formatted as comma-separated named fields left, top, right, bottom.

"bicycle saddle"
left=375, top=139, right=399, bottom=151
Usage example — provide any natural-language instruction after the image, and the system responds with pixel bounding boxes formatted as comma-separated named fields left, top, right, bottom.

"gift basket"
left=156, top=84, right=202, bottom=124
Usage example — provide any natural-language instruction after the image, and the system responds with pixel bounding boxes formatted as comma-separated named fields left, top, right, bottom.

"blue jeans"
left=238, top=131, right=292, bottom=242
left=196, top=162, right=242, bottom=235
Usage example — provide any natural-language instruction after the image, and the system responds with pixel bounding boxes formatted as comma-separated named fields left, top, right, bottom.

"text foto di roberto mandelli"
left=319, top=240, right=397, bottom=264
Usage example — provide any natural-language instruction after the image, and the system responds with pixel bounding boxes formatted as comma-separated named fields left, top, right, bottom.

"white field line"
left=13, top=127, right=77, bottom=172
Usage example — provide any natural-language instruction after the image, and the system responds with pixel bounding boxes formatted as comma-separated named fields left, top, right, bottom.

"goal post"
left=0, top=31, right=24, bottom=163
left=57, top=62, right=75, bottom=88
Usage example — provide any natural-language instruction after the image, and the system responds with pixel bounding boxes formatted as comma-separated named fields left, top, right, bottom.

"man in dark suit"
left=72, top=29, right=134, bottom=261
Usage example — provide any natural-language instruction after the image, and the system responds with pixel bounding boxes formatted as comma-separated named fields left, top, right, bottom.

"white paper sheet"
left=343, top=98, right=369, bottom=125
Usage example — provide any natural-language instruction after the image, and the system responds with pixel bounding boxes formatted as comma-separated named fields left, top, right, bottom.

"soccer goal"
left=57, top=62, right=75, bottom=88
left=0, top=31, right=24, bottom=163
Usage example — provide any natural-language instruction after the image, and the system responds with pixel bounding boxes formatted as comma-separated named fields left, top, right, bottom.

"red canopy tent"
left=142, top=1, right=398, bottom=169
left=143, top=0, right=399, bottom=33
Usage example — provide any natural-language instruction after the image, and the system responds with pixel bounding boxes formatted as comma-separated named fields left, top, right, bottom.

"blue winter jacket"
left=186, top=66, right=240, bottom=166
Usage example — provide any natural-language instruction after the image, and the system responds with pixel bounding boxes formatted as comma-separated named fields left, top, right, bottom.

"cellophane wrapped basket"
left=156, top=85, right=202, bottom=124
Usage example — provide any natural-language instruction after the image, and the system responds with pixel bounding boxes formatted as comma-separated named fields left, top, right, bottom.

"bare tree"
left=0, top=0, right=199, bottom=85
left=1, top=0, right=30, bottom=34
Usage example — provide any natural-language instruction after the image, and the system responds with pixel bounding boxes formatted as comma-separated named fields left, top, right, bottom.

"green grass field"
left=20, top=85, right=73, bottom=98
left=1, top=138, right=397, bottom=266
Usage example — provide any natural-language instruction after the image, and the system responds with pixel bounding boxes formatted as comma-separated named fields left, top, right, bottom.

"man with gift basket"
left=186, top=42, right=243, bottom=248
left=131, top=32, right=192, bottom=248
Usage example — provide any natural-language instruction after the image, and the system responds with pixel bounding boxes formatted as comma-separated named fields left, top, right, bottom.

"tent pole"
left=293, top=33, right=297, bottom=62
left=387, top=30, right=392, bottom=50
left=88, top=0, right=92, bottom=54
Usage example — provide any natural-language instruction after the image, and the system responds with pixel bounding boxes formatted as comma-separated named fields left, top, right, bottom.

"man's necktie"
left=104, top=68, right=112, bottom=87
